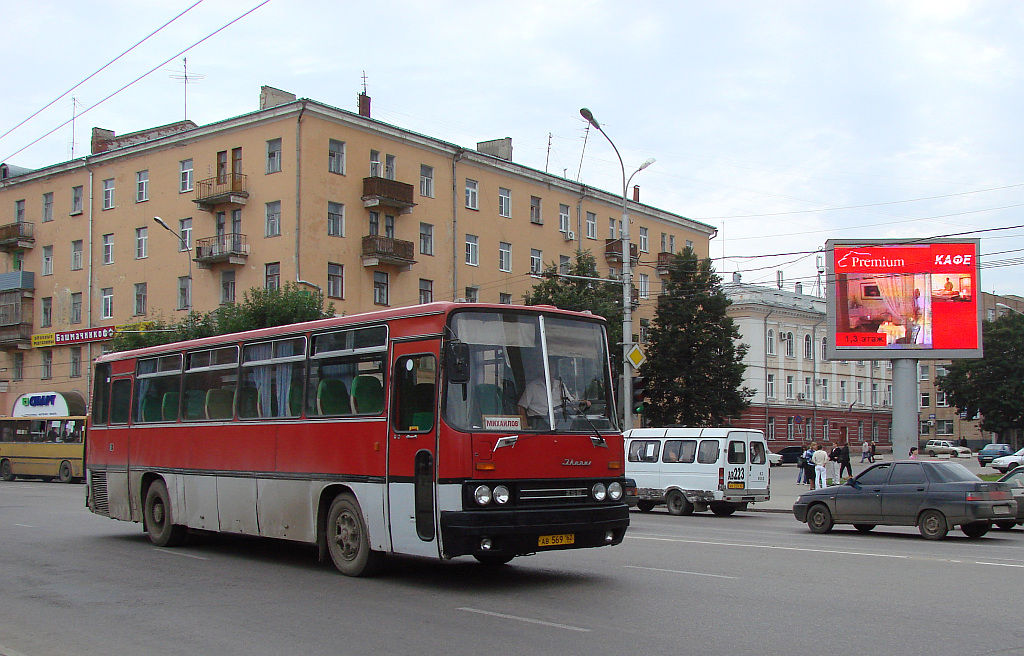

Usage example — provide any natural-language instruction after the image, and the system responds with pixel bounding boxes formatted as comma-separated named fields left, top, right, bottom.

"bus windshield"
left=444, top=310, right=616, bottom=432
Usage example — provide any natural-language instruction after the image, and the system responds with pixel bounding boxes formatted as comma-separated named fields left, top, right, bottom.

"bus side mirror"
left=445, top=341, right=470, bottom=385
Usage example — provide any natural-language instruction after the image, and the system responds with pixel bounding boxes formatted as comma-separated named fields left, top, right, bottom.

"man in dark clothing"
left=829, top=443, right=843, bottom=483
left=839, top=442, right=852, bottom=479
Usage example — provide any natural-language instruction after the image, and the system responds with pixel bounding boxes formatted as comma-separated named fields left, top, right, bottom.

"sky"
left=3, top=0, right=1024, bottom=296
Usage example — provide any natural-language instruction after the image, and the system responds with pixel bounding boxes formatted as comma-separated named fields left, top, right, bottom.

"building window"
left=327, top=263, right=343, bottom=299
left=465, top=179, right=478, bottom=209
left=499, top=293, right=512, bottom=305
left=919, top=363, right=929, bottom=380
left=935, top=365, right=948, bottom=378
left=936, top=419, right=954, bottom=436
left=787, top=417, right=795, bottom=439
left=821, top=338, right=828, bottom=361
left=15, top=199, right=25, bottom=222
left=266, top=138, right=282, bottom=173
left=134, top=282, right=147, bottom=315
left=767, top=374, right=776, bottom=399
left=499, top=242, right=512, bottom=272
left=638, top=227, right=649, bottom=253
left=661, top=233, right=667, bottom=252
left=136, top=170, right=149, bottom=202
left=70, top=292, right=82, bottom=324
left=559, top=204, right=570, bottom=233
left=135, top=227, right=148, bottom=259
left=368, top=211, right=380, bottom=236
left=686, top=239, right=694, bottom=251
left=370, top=150, right=381, bottom=177
left=70, top=347, right=82, bottom=378
left=385, top=154, right=396, bottom=180
left=465, top=287, right=479, bottom=303
left=180, top=159, right=193, bottom=192
left=559, top=255, right=570, bottom=275
left=638, top=273, right=650, bottom=299
left=465, top=234, right=479, bottom=266
left=530, top=248, right=542, bottom=275
left=221, top=270, right=235, bottom=304
left=821, top=379, right=830, bottom=401
left=530, top=196, right=542, bottom=224
left=586, top=212, right=597, bottom=239
left=42, top=245, right=53, bottom=276
left=857, top=382, right=864, bottom=404
left=804, top=377, right=812, bottom=399
left=419, top=223, right=433, bottom=255
left=328, top=140, right=346, bottom=174
left=920, top=392, right=930, bottom=408
left=66, top=239, right=82, bottom=271
left=766, top=329, right=776, bottom=356
left=384, top=214, right=395, bottom=239
left=101, top=287, right=113, bottom=319
left=418, top=279, right=433, bottom=304
left=41, top=350, right=52, bottom=380
left=609, top=217, right=617, bottom=239
left=327, top=202, right=345, bottom=237
left=803, top=334, right=812, bottom=359
left=41, top=297, right=52, bottom=327
left=102, top=178, right=114, bottom=209
left=42, top=192, right=53, bottom=222
left=871, top=383, right=879, bottom=406
left=886, top=384, right=893, bottom=406
left=373, top=271, right=389, bottom=305
left=102, top=234, right=113, bottom=264
left=786, top=375, right=794, bottom=399
left=178, top=277, right=191, bottom=310
left=265, top=262, right=280, bottom=291
left=179, top=218, right=192, bottom=251
left=420, top=164, right=434, bottom=197
left=670, top=235, right=676, bottom=253
left=784, top=332, right=795, bottom=357
left=12, top=353, right=23, bottom=381
left=767, top=416, right=776, bottom=440
left=71, top=186, right=83, bottom=214
left=266, top=201, right=281, bottom=237
left=498, top=187, right=511, bottom=218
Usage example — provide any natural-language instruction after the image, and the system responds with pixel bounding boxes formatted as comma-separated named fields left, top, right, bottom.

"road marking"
left=13, top=524, right=34, bottom=528
left=458, top=607, right=590, bottom=632
left=624, top=565, right=737, bottom=579
left=0, top=641, right=31, bottom=656
left=154, top=548, right=208, bottom=560
left=976, top=561, right=1024, bottom=569
left=629, top=535, right=910, bottom=560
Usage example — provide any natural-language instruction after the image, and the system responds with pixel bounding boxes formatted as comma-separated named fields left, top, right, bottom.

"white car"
left=991, top=447, right=1024, bottom=474
left=767, top=451, right=782, bottom=466
left=923, top=439, right=971, bottom=458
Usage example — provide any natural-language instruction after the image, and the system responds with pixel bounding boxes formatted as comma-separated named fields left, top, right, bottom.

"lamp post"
left=153, top=216, right=192, bottom=310
left=580, top=107, right=655, bottom=430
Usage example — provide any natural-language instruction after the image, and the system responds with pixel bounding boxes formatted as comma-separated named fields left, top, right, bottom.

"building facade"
left=0, top=86, right=715, bottom=414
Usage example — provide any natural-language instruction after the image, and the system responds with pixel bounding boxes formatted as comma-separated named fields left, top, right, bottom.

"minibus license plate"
left=727, top=482, right=744, bottom=489
left=538, top=533, right=574, bottom=547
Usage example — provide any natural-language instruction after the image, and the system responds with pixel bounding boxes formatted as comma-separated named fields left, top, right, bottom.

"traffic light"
left=632, top=376, right=647, bottom=414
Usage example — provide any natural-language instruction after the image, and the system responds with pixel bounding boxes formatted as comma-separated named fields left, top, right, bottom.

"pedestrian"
left=861, top=439, right=871, bottom=463
left=796, top=444, right=809, bottom=484
left=829, top=443, right=842, bottom=484
left=869, top=441, right=877, bottom=463
left=803, top=443, right=817, bottom=488
left=812, top=443, right=829, bottom=489
left=909, top=446, right=918, bottom=459
left=839, top=442, right=852, bottom=479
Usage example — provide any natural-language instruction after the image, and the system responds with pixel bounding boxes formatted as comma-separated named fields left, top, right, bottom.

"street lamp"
left=153, top=216, right=192, bottom=310
left=580, top=107, right=655, bottom=430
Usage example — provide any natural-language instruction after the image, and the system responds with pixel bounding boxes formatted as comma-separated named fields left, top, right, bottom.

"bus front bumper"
left=439, top=504, right=630, bottom=559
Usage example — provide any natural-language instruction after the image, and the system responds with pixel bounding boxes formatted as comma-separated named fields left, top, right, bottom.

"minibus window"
left=663, top=439, right=696, bottom=463
left=750, top=441, right=767, bottom=465
left=697, top=440, right=719, bottom=464
left=728, top=441, right=746, bottom=464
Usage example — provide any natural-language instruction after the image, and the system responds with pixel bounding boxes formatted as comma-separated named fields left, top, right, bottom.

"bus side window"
left=393, top=354, right=436, bottom=432
left=93, top=364, right=111, bottom=426
left=109, top=379, right=133, bottom=425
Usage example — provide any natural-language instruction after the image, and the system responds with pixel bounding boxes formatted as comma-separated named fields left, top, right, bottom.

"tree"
left=939, top=312, right=1024, bottom=436
left=639, top=247, right=753, bottom=426
left=523, top=249, right=624, bottom=373
left=110, top=283, right=334, bottom=352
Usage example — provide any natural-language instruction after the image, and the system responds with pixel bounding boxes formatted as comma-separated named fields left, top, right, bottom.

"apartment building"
left=0, top=86, right=715, bottom=413
left=724, top=280, right=894, bottom=450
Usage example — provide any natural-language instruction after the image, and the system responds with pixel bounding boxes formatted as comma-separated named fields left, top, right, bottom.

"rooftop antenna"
left=167, top=57, right=204, bottom=121
left=814, top=253, right=826, bottom=297
left=361, top=70, right=369, bottom=95
left=576, top=124, right=589, bottom=181
left=68, top=96, right=83, bottom=159
left=545, top=132, right=553, bottom=174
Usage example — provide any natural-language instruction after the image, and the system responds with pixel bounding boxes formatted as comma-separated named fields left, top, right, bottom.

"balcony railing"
left=194, top=174, right=249, bottom=212
left=604, top=238, right=639, bottom=263
left=0, top=322, right=32, bottom=349
left=194, top=233, right=249, bottom=268
left=0, top=222, right=34, bottom=252
left=656, top=251, right=675, bottom=274
left=361, top=177, right=416, bottom=213
left=0, top=271, right=34, bottom=294
left=361, top=235, right=415, bottom=270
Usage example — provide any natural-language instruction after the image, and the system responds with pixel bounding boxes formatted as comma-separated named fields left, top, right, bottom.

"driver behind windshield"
left=517, top=356, right=591, bottom=430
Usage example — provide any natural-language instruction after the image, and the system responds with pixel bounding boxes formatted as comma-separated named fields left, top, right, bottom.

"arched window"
left=803, top=334, right=812, bottom=359
left=821, top=338, right=828, bottom=361
left=785, top=332, right=795, bottom=357
left=766, top=329, right=775, bottom=356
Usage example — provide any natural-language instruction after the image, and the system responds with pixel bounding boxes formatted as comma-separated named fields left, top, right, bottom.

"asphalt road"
left=1, top=479, right=1022, bottom=656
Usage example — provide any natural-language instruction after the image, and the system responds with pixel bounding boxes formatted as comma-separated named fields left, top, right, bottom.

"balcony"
left=656, top=251, right=675, bottom=275
left=194, top=233, right=249, bottom=269
left=0, top=322, right=32, bottom=350
left=0, top=222, right=34, bottom=252
left=194, top=174, right=249, bottom=212
left=361, top=235, right=416, bottom=270
left=605, top=238, right=639, bottom=264
left=361, top=177, right=416, bottom=214
left=0, top=271, right=34, bottom=296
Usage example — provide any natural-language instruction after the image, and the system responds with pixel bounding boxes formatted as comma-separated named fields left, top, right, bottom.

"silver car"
left=924, top=439, right=971, bottom=458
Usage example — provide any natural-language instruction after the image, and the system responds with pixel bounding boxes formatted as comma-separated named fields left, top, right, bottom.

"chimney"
left=633, top=185, right=640, bottom=202
left=732, top=271, right=742, bottom=283
left=795, top=282, right=803, bottom=295
left=358, top=92, right=371, bottom=118
left=91, top=128, right=115, bottom=154
left=476, top=138, right=513, bottom=161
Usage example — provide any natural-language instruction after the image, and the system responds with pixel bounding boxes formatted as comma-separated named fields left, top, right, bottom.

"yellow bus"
left=0, top=416, right=85, bottom=483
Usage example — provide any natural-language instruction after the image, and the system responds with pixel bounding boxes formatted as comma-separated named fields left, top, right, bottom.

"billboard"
left=825, top=239, right=982, bottom=360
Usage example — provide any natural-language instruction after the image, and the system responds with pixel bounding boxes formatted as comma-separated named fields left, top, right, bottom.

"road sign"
left=626, top=344, right=646, bottom=370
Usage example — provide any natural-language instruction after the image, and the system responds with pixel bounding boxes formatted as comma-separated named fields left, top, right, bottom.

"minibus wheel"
left=710, top=502, right=736, bottom=516
left=665, top=490, right=694, bottom=516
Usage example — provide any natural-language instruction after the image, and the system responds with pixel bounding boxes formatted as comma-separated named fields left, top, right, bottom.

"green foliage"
left=639, top=247, right=754, bottom=426
left=523, top=249, right=624, bottom=373
left=109, top=283, right=334, bottom=352
left=939, top=313, right=1024, bottom=436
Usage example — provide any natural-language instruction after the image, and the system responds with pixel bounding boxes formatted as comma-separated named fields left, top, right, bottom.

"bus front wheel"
left=326, top=493, right=382, bottom=577
left=0, top=459, right=14, bottom=482
left=144, top=479, right=187, bottom=547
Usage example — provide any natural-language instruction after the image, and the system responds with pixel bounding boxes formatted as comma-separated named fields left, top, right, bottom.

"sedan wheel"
left=807, top=503, right=834, bottom=534
left=995, top=520, right=1017, bottom=531
left=961, top=522, right=991, bottom=539
left=918, top=509, right=948, bottom=540
left=853, top=524, right=875, bottom=533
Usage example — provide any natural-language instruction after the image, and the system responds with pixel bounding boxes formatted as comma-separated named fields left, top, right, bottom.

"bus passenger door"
left=387, top=341, right=439, bottom=557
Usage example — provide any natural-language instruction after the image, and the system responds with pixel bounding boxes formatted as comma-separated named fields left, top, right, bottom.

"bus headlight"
left=607, top=481, right=623, bottom=501
left=474, top=485, right=492, bottom=505
left=493, top=485, right=510, bottom=504
left=592, top=482, right=607, bottom=501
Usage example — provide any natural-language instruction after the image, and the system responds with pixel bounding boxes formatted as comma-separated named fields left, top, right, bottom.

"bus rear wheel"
left=0, top=459, right=14, bottom=482
left=326, top=493, right=382, bottom=577
left=58, top=461, right=74, bottom=484
left=144, top=479, right=187, bottom=547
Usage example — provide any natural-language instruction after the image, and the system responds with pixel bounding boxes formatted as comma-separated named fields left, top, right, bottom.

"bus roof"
left=97, top=302, right=608, bottom=363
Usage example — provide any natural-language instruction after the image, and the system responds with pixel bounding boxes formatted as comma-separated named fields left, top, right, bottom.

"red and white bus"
left=86, top=302, right=629, bottom=575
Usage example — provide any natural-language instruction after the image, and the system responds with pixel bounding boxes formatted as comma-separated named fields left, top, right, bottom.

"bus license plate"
left=727, top=482, right=744, bottom=489
left=538, top=533, right=574, bottom=547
